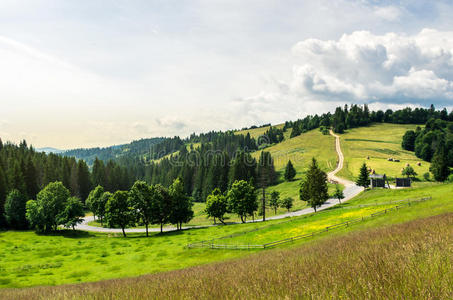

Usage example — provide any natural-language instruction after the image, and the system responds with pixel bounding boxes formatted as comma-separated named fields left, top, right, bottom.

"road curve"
left=75, top=130, right=363, bottom=233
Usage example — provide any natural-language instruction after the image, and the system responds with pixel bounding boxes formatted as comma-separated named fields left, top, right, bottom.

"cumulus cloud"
left=287, top=29, right=453, bottom=105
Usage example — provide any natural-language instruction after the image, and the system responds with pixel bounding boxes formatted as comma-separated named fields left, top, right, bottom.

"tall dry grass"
left=3, top=213, right=452, bottom=299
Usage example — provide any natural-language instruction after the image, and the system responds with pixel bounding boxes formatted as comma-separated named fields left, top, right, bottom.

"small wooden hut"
left=395, top=177, right=411, bottom=187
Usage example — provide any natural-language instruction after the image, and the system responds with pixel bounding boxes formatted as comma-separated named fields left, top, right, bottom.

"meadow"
left=337, top=123, right=430, bottom=181
left=1, top=183, right=452, bottom=290
left=2, top=211, right=451, bottom=299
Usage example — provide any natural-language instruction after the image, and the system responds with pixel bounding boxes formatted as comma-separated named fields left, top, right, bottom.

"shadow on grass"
left=36, top=229, right=95, bottom=239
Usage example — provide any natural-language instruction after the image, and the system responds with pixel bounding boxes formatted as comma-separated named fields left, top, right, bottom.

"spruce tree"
left=77, top=160, right=92, bottom=203
left=333, top=184, right=345, bottom=203
left=299, top=158, right=329, bottom=212
left=284, top=160, right=296, bottom=181
left=356, top=163, right=370, bottom=188
left=430, top=145, right=450, bottom=181
left=0, top=167, right=7, bottom=227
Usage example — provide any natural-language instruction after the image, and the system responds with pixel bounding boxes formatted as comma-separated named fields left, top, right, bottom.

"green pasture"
left=1, top=182, right=452, bottom=289
left=338, top=123, right=430, bottom=181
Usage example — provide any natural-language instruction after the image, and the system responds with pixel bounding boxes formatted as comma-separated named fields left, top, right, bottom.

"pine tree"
left=0, top=166, right=7, bottom=227
left=24, top=157, right=39, bottom=199
left=333, top=184, right=344, bottom=203
left=430, top=145, right=450, bottom=181
left=299, top=158, right=329, bottom=212
left=356, top=163, right=370, bottom=188
left=284, top=160, right=296, bottom=181
left=77, top=160, right=92, bottom=203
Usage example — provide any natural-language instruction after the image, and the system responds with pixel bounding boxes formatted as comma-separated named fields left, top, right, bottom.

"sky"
left=1, top=0, right=453, bottom=149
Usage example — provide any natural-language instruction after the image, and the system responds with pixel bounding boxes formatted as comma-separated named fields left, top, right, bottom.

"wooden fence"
left=187, top=197, right=431, bottom=250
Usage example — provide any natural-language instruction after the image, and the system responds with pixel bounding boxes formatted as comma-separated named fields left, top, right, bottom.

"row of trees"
left=86, top=178, right=193, bottom=236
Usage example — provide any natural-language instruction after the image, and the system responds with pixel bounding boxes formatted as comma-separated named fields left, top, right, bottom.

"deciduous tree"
left=129, top=181, right=153, bottom=236
left=205, top=188, right=228, bottom=224
left=4, top=189, right=28, bottom=229
left=227, top=180, right=257, bottom=223
left=105, top=191, right=134, bottom=237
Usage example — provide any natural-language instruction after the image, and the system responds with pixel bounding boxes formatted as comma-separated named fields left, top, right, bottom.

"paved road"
left=75, top=130, right=363, bottom=233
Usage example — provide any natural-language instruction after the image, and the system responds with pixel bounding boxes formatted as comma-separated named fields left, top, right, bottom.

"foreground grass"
left=1, top=183, right=451, bottom=290
left=3, top=212, right=452, bottom=299
left=338, top=123, right=430, bottom=181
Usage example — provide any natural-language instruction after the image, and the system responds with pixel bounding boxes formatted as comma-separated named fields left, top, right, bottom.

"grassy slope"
left=3, top=209, right=452, bottom=299
left=235, top=123, right=285, bottom=140
left=338, top=123, right=430, bottom=181
left=1, top=183, right=452, bottom=289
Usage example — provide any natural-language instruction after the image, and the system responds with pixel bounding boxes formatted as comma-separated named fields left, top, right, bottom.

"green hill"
left=338, top=123, right=430, bottom=181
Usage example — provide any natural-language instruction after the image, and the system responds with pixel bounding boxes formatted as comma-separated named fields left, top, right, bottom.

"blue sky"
left=1, top=0, right=453, bottom=148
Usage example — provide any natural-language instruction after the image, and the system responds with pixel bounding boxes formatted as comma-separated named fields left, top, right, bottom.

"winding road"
left=75, top=130, right=363, bottom=233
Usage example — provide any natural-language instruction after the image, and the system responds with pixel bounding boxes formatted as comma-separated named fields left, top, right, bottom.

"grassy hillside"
left=338, top=123, right=430, bottom=181
left=235, top=123, right=285, bottom=140
left=1, top=183, right=452, bottom=290
left=2, top=207, right=452, bottom=299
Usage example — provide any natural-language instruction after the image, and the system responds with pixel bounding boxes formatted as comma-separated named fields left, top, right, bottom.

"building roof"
left=370, top=174, right=385, bottom=179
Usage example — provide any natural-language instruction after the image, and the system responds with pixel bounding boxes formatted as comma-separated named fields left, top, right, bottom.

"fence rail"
left=187, top=197, right=431, bottom=250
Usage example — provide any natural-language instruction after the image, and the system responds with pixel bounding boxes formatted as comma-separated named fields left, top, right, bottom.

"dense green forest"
left=402, top=117, right=453, bottom=181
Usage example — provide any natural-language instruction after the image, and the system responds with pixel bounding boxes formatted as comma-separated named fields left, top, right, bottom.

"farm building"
left=370, top=174, right=388, bottom=188
left=395, top=177, right=411, bottom=187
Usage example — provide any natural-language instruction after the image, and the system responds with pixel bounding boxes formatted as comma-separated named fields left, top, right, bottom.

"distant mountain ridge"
left=60, top=137, right=168, bottom=166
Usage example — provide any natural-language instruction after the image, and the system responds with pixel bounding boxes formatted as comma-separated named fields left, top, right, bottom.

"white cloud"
left=286, top=29, right=453, bottom=104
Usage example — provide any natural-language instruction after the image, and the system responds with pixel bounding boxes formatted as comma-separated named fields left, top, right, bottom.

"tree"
left=227, top=180, right=257, bottom=223
left=281, top=197, right=293, bottom=212
left=77, top=160, right=92, bottom=203
left=284, top=160, right=296, bottom=181
left=356, top=163, right=370, bottom=188
left=105, top=191, right=134, bottom=237
left=98, top=191, right=111, bottom=223
left=269, top=191, right=280, bottom=214
left=401, top=130, right=416, bottom=151
left=333, top=184, right=344, bottom=204
left=86, top=185, right=105, bottom=221
left=24, top=157, right=39, bottom=199
left=256, top=151, right=276, bottom=221
left=59, top=197, right=84, bottom=230
left=4, top=189, right=28, bottom=229
left=169, top=178, right=194, bottom=230
left=299, top=158, right=329, bottom=212
left=402, top=165, right=417, bottom=178
left=129, top=181, right=154, bottom=236
left=26, top=181, right=70, bottom=232
left=151, top=184, right=172, bottom=233
left=205, top=188, right=228, bottom=224
left=430, top=145, right=450, bottom=181
left=0, top=167, right=8, bottom=227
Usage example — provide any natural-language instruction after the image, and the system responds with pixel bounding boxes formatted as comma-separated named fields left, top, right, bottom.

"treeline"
left=285, top=104, right=453, bottom=137
left=402, top=118, right=453, bottom=181
left=7, top=177, right=193, bottom=236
